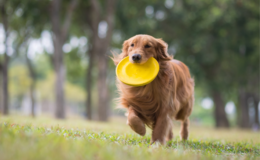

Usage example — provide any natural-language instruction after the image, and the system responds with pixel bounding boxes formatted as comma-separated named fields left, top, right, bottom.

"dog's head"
left=113, top=35, right=172, bottom=65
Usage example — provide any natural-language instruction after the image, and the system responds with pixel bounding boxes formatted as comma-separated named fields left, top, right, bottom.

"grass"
left=0, top=115, right=259, bottom=160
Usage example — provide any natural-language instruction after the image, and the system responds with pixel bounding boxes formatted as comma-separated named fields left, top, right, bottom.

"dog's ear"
left=156, top=38, right=172, bottom=61
left=111, top=40, right=129, bottom=65
left=122, top=39, right=130, bottom=55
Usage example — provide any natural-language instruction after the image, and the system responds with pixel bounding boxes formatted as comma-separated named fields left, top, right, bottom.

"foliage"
left=36, top=72, right=85, bottom=102
left=113, top=0, right=259, bottom=127
left=65, top=48, right=86, bottom=88
left=0, top=0, right=259, bottom=126
left=114, top=0, right=259, bottom=93
left=9, top=65, right=31, bottom=98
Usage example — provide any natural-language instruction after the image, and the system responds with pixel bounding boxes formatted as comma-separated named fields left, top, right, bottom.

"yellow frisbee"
left=116, top=56, right=159, bottom=86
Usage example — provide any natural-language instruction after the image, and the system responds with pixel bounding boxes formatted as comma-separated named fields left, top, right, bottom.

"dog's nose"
left=132, top=54, right=141, bottom=62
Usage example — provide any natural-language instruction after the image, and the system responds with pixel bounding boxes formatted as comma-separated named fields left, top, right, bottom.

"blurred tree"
left=0, top=0, right=257, bottom=127
left=0, top=0, right=10, bottom=115
left=0, top=0, right=26, bottom=114
left=25, top=47, right=36, bottom=117
left=50, top=0, right=78, bottom=119
left=161, top=0, right=259, bottom=128
left=65, top=48, right=85, bottom=88
left=0, top=62, right=2, bottom=113
left=253, top=95, right=259, bottom=127
left=114, top=0, right=259, bottom=128
left=233, top=0, right=259, bottom=128
left=6, top=0, right=47, bottom=117
left=9, top=65, right=31, bottom=109
left=160, top=0, right=234, bottom=128
left=77, top=0, right=116, bottom=121
left=13, top=15, right=33, bottom=117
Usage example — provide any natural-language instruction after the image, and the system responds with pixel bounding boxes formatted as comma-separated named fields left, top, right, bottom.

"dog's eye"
left=145, top=45, right=151, bottom=48
left=131, top=44, right=134, bottom=47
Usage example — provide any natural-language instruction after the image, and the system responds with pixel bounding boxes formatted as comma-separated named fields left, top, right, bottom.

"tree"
left=50, top=0, right=78, bottom=119
left=0, top=0, right=9, bottom=115
left=114, top=0, right=259, bottom=128
left=0, top=0, right=25, bottom=115
left=234, top=0, right=259, bottom=128
left=25, top=47, right=36, bottom=117
left=0, top=62, right=2, bottom=113
left=81, top=0, right=116, bottom=121
left=164, top=0, right=259, bottom=128
left=6, top=0, right=46, bottom=117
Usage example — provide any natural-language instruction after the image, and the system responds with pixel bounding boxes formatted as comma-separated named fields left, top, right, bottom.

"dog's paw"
left=150, top=138, right=165, bottom=146
left=150, top=141, right=161, bottom=148
left=127, top=116, right=146, bottom=136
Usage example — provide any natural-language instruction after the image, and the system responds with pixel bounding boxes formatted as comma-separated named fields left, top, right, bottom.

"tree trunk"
left=2, top=52, right=8, bottom=115
left=1, top=0, right=9, bottom=115
left=238, top=89, right=250, bottom=128
left=51, top=0, right=65, bottom=119
left=253, top=94, right=259, bottom=126
left=97, top=54, right=109, bottom=121
left=86, top=49, right=94, bottom=120
left=55, top=65, right=65, bottom=119
left=51, top=0, right=77, bottom=119
left=97, top=0, right=116, bottom=121
left=54, top=45, right=66, bottom=119
left=26, top=53, right=36, bottom=117
left=85, top=0, right=116, bottom=121
left=212, top=91, right=230, bottom=128
left=29, top=82, right=36, bottom=117
left=85, top=0, right=100, bottom=120
left=0, top=64, right=3, bottom=114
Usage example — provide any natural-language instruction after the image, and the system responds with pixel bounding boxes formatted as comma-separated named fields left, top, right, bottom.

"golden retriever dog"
left=112, top=35, right=194, bottom=145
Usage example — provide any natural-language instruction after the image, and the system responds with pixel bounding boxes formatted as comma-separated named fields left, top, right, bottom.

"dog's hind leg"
left=176, top=98, right=193, bottom=140
left=127, top=106, right=146, bottom=136
left=176, top=109, right=190, bottom=140
left=166, top=118, right=173, bottom=142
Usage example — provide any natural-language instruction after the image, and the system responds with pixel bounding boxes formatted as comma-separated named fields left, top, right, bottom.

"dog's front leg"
left=180, top=118, right=189, bottom=140
left=166, top=117, right=173, bottom=142
left=151, top=110, right=170, bottom=145
left=127, top=106, right=146, bottom=136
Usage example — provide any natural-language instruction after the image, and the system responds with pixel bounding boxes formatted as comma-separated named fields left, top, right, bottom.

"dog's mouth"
left=129, top=54, right=149, bottom=64
left=129, top=59, right=147, bottom=65
left=131, top=54, right=141, bottom=62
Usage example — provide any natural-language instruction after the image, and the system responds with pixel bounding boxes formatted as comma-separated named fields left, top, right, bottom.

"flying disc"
left=116, top=56, right=159, bottom=86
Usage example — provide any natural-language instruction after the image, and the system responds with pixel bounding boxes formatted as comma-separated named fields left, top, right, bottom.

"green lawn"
left=0, top=115, right=259, bottom=160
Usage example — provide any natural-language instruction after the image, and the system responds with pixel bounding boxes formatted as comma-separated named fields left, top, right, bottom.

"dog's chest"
left=126, top=76, right=172, bottom=109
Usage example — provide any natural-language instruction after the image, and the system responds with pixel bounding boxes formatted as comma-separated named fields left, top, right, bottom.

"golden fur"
left=112, top=35, right=194, bottom=145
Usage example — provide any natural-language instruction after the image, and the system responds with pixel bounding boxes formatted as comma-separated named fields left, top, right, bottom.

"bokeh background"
left=0, top=0, right=259, bottom=129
